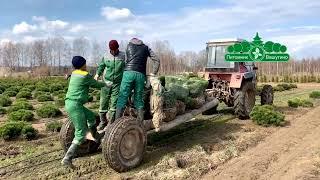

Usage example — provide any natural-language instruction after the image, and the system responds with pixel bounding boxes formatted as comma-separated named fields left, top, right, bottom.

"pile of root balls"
left=159, top=73, right=209, bottom=122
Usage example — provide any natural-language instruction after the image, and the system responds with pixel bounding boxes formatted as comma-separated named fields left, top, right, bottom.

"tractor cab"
left=205, top=38, right=257, bottom=88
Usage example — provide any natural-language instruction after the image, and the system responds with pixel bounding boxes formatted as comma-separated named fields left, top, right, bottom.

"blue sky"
left=0, top=0, right=320, bottom=59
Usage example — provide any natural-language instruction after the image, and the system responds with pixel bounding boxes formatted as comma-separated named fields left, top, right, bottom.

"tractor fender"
left=229, top=74, right=243, bottom=88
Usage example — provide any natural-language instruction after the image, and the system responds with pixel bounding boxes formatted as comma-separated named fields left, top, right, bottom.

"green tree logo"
left=225, top=33, right=289, bottom=62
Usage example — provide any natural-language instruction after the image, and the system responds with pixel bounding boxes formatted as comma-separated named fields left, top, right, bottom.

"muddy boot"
left=61, top=143, right=78, bottom=169
left=137, top=109, right=144, bottom=125
left=115, top=107, right=125, bottom=120
left=97, top=112, right=107, bottom=131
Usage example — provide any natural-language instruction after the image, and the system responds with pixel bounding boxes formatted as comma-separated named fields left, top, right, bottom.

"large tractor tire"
left=102, top=116, right=147, bottom=172
left=234, top=81, right=256, bottom=119
left=260, top=85, right=274, bottom=105
left=60, top=118, right=100, bottom=157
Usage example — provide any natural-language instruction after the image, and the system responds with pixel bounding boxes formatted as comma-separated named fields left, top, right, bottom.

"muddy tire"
left=234, top=81, right=256, bottom=119
left=261, top=85, right=273, bottom=105
left=60, top=118, right=100, bottom=157
left=102, top=116, right=146, bottom=172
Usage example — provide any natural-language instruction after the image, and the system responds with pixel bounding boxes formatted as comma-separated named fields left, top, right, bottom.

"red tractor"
left=203, top=38, right=273, bottom=119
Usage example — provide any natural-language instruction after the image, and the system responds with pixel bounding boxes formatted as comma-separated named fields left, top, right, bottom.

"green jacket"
left=66, top=70, right=105, bottom=104
left=96, top=51, right=125, bottom=84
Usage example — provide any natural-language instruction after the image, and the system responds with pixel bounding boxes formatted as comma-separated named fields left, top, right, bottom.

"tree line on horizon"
left=0, top=35, right=319, bottom=80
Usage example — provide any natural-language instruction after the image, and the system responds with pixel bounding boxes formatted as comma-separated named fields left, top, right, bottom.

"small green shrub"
left=36, top=103, right=62, bottom=118
left=0, top=84, right=5, bottom=93
left=16, top=91, right=32, bottom=99
left=8, top=101, right=33, bottom=113
left=55, top=98, right=65, bottom=107
left=49, top=83, right=64, bottom=92
left=3, top=90, right=18, bottom=97
left=45, top=121, right=63, bottom=132
left=273, top=86, right=285, bottom=92
left=21, top=125, right=38, bottom=140
left=52, top=90, right=65, bottom=96
left=288, top=98, right=314, bottom=108
left=0, top=107, right=6, bottom=115
left=289, top=83, right=297, bottom=89
left=8, top=109, right=34, bottom=122
left=36, top=85, right=50, bottom=92
left=0, top=121, right=26, bottom=140
left=34, top=91, right=45, bottom=98
left=20, top=87, right=32, bottom=93
left=288, top=98, right=300, bottom=108
left=250, top=105, right=285, bottom=126
left=301, top=99, right=314, bottom=107
left=57, top=93, right=66, bottom=99
left=0, top=95, right=12, bottom=107
left=309, top=91, right=320, bottom=99
left=277, top=83, right=292, bottom=90
left=37, top=94, right=53, bottom=102
left=6, top=86, right=19, bottom=92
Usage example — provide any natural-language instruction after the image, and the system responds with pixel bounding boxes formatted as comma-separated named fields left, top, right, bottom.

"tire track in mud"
left=203, top=105, right=320, bottom=180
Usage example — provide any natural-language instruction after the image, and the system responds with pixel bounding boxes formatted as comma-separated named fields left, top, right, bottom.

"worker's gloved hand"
left=94, top=74, right=99, bottom=80
left=105, top=80, right=113, bottom=87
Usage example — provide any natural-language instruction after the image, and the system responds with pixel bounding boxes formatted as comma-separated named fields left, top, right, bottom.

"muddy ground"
left=0, top=84, right=320, bottom=180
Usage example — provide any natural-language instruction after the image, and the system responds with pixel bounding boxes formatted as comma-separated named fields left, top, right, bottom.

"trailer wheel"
left=260, top=85, right=273, bottom=105
left=60, top=118, right=100, bottom=157
left=102, top=116, right=146, bottom=172
left=234, top=81, right=256, bottom=119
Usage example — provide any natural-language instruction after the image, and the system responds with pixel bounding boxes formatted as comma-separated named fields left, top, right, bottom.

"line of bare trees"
left=0, top=35, right=319, bottom=77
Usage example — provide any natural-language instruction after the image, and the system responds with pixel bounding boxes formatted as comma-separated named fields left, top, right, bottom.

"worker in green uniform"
left=115, top=38, right=160, bottom=123
left=94, top=40, right=125, bottom=130
left=61, top=56, right=112, bottom=169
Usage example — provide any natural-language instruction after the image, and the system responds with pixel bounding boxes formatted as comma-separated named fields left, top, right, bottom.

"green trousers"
left=65, top=100, right=96, bottom=145
left=117, top=71, right=146, bottom=109
left=99, top=83, right=120, bottom=119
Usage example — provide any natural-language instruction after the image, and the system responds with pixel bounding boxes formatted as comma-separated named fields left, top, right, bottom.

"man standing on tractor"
left=61, top=56, right=112, bottom=169
left=115, top=38, right=160, bottom=123
left=94, top=40, right=125, bottom=130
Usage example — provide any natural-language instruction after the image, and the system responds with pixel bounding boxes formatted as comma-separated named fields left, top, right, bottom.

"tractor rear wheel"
left=102, top=116, right=146, bottom=172
left=234, top=81, right=256, bottom=119
left=60, top=118, right=100, bottom=157
left=261, top=85, right=274, bottom=105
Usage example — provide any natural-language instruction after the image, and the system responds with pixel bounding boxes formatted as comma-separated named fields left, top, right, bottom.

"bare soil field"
left=0, top=83, right=320, bottom=180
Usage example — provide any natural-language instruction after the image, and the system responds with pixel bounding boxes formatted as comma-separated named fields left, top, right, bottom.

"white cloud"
left=12, top=21, right=37, bottom=34
left=125, top=29, right=137, bottom=36
left=69, top=24, right=86, bottom=33
left=31, top=16, right=69, bottom=31
left=101, top=6, right=133, bottom=21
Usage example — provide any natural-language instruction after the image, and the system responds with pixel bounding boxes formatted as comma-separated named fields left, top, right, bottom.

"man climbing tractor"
left=61, top=56, right=112, bottom=169
left=115, top=38, right=160, bottom=123
left=94, top=40, right=125, bottom=130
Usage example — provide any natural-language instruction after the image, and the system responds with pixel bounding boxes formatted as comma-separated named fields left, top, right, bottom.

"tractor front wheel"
left=102, top=116, right=147, bottom=172
left=234, top=81, right=256, bottom=119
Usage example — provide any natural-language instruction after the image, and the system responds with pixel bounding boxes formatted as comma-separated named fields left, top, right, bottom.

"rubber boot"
left=115, top=107, right=125, bottom=120
left=97, top=112, right=107, bottom=131
left=61, top=143, right=78, bottom=169
left=137, top=109, right=144, bottom=125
